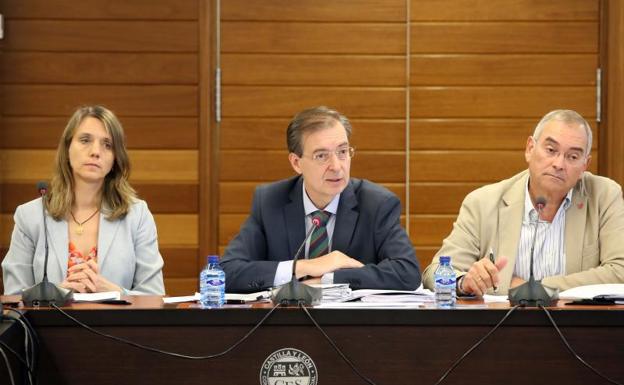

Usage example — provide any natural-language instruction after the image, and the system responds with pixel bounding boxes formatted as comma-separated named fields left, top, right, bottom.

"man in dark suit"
left=220, top=106, right=421, bottom=292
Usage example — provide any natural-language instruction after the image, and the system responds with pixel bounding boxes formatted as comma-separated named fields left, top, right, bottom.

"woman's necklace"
left=70, top=208, right=100, bottom=235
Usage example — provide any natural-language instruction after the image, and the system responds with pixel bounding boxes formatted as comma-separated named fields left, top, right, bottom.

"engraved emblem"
left=260, top=348, right=318, bottom=385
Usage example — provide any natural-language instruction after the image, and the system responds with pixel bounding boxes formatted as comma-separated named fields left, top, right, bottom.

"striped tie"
left=308, top=210, right=331, bottom=258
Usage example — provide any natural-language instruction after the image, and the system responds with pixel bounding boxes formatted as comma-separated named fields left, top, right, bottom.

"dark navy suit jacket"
left=220, top=176, right=421, bottom=292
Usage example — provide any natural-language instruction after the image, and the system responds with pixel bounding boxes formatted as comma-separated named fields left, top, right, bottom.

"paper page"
left=73, top=291, right=120, bottom=302
left=482, top=294, right=509, bottom=303
left=559, top=284, right=624, bottom=300
left=163, top=291, right=272, bottom=304
left=225, top=291, right=271, bottom=302
left=315, top=302, right=424, bottom=309
left=163, top=293, right=200, bottom=304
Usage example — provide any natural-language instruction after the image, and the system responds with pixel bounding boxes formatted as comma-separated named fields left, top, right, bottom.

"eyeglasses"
left=305, top=147, right=355, bottom=165
left=535, top=138, right=588, bottom=167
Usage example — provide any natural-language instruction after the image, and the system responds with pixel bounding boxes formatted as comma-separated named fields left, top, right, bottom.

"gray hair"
left=533, top=109, right=592, bottom=155
left=286, top=106, right=352, bottom=156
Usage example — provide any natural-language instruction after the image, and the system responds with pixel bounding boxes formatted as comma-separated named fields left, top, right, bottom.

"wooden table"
left=1, top=296, right=623, bottom=385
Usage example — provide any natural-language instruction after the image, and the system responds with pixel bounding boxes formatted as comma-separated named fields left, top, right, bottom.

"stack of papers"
left=316, top=285, right=436, bottom=305
left=357, top=289, right=435, bottom=304
left=309, top=283, right=351, bottom=302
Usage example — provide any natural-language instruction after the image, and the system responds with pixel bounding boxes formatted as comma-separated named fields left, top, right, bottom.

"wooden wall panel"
left=409, top=216, right=455, bottom=246
left=222, top=54, right=404, bottom=86
left=218, top=0, right=601, bottom=273
left=2, top=0, right=198, bottom=19
left=0, top=182, right=198, bottom=214
left=602, top=0, right=624, bottom=186
left=411, top=183, right=484, bottom=214
left=220, top=119, right=405, bottom=151
left=160, top=248, right=199, bottom=278
left=222, top=0, right=405, bottom=22
left=2, top=85, right=198, bottom=117
left=410, top=0, right=597, bottom=21
left=3, top=0, right=605, bottom=293
left=222, top=87, right=405, bottom=119
left=0, top=216, right=13, bottom=249
left=2, top=53, right=198, bottom=84
left=410, top=150, right=598, bottom=182
left=219, top=182, right=405, bottom=214
left=410, top=54, right=597, bottom=85
left=408, top=0, right=600, bottom=268
left=220, top=151, right=404, bottom=183
left=410, top=119, right=599, bottom=150
left=4, top=20, right=198, bottom=52
left=222, top=22, right=405, bottom=54
left=0, top=0, right=203, bottom=296
left=0, top=180, right=198, bottom=213
left=1, top=117, right=198, bottom=149
left=218, top=2, right=409, bottom=273
left=0, top=150, right=198, bottom=182
left=164, top=278, right=198, bottom=296
left=153, top=214, right=198, bottom=247
left=410, top=86, right=596, bottom=118
left=410, top=22, right=597, bottom=53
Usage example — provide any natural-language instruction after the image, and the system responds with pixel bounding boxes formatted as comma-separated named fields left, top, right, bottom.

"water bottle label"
left=435, top=277, right=456, bottom=286
left=206, top=279, right=224, bottom=286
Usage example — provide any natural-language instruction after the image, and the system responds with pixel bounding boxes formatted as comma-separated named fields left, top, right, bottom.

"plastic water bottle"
left=434, top=256, right=456, bottom=308
left=199, top=255, right=226, bottom=308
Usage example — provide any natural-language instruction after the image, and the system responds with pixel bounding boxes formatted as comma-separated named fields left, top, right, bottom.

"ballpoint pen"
left=489, top=247, right=498, bottom=292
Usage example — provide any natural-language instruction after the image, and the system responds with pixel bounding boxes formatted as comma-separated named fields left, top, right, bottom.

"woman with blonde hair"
left=2, top=105, right=165, bottom=295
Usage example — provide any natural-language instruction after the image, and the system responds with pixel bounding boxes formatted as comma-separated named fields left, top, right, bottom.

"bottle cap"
left=206, top=255, right=219, bottom=264
left=439, top=256, right=451, bottom=264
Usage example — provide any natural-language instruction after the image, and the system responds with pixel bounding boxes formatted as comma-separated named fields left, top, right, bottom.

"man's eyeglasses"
left=535, top=138, right=588, bottom=167
left=306, top=147, right=355, bottom=165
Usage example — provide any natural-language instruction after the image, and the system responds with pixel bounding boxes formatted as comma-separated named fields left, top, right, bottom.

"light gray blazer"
left=2, top=198, right=165, bottom=295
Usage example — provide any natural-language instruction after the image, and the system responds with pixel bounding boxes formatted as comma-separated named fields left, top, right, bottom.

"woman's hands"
left=60, top=259, right=122, bottom=293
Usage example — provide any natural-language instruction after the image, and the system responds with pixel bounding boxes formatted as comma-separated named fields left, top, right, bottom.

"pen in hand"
left=489, top=248, right=498, bottom=292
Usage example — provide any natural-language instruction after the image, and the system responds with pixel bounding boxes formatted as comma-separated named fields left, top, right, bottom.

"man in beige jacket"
left=423, top=110, right=624, bottom=296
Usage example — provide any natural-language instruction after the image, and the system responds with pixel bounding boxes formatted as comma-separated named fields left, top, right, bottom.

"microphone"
left=22, top=182, right=73, bottom=307
left=509, top=196, right=558, bottom=306
left=272, top=215, right=323, bottom=306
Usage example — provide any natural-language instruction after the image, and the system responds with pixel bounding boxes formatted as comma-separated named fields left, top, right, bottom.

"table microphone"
left=509, top=196, right=558, bottom=306
left=22, top=182, right=73, bottom=306
left=272, top=216, right=323, bottom=306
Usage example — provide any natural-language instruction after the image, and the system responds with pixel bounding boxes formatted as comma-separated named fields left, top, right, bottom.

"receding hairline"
left=532, top=110, right=592, bottom=154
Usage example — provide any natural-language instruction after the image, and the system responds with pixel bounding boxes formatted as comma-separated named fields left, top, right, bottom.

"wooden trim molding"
left=199, top=0, right=217, bottom=264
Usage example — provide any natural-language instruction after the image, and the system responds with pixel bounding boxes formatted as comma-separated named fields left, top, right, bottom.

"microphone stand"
left=272, top=221, right=323, bottom=306
left=509, top=198, right=558, bottom=306
left=22, top=183, right=73, bottom=307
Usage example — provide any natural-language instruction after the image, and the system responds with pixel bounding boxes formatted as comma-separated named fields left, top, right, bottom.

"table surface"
left=2, top=295, right=623, bottom=385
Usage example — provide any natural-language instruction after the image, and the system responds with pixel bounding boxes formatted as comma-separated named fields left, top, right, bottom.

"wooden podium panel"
left=1, top=297, right=623, bottom=385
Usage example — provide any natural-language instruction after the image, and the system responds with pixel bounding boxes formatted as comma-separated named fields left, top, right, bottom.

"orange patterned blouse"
left=68, top=241, right=97, bottom=269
